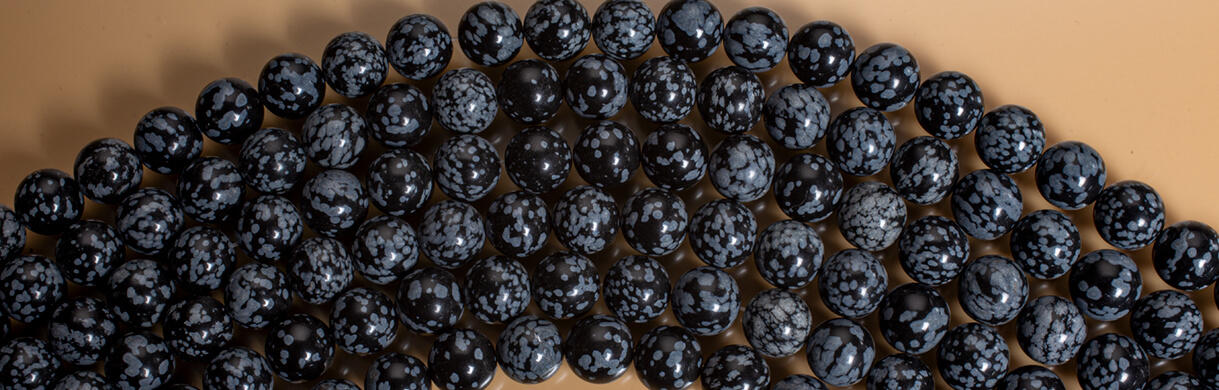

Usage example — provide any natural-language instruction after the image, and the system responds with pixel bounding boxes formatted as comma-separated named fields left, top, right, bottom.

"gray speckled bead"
left=1077, top=333, right=1149, bottom=390
left=464, top=256, right=530, bottom=324
left=106, top=258, right=175, bottom=328
left=106, top=331, right=175, bottom=390
left=819, top=249, right=887, bottom=318
left=564, top=54, right=629, bottom=120
left=116, top=188, right=183, bottom=255
left=434, top=68, right=498, bottom=134
left=837, top=182, right=906, bottom=251
left=264, top=314, right=333, bottom=382
left=877, top=283, right=949, bottom=355
left=1009, top=209, right=1081, bottom=279
left=914, top=71, right=984, bottom=140
left=689, top=199, right=756, bottom=269
left=773, top=153, right=842, bottom=222
left=531, top=252, right=599, bottom=319
left=485, top=191, right=550, bottom=258
left=975, top=105, right=1045, bottom=173
left=322, top=31, right=387, bottom=98
left=497, top=59, right=562, bottom=124
left=710, top=134, right=774, bottom=202
left=288, top=237, right=354, bottom=305
left=419, top=200, right=485, bottom=269
left=366, top=83, right=431, bottom=148
left=564, top=314, right=632, bottom=383
left=630, top=56, right=696, bottom=123
left=74, top=137, right=142, bottom=204
left=634, top=325, right=702, bottom=390
left=0, top=205, right=24, bottom=262
left=330, top=287, right=398, bottom=355
left=640, top=123, right=707, bottom=191
left=866, top=353, right=934, bottom=390
left=133, top=107, right=203, bottom=175
left=430, top=329, right=498, bottom=390
left=805, top=318, right=874, bottom=387
left=1194, top=330, right=1219, bottom=389
left=315, top=379, right=359, bottom=390
left=1153, top=220, right=1219, bottom=291
left=302, top=103, right=366, bottom=169
left=1093, top=180, right=1165, bottom=250
left=552, top=185, right=618, bottom=255
left=603, top=255, right=670, bottom=323
left=1130, top=290, right=1202, bottom=360
left=51, top=371, right=112, bottom=390
left=851, top=43, right=919, bottom=112
left=367, top=149, right=432, bottom=216
left=655, top=0, right=722, bottom=63
left=958, top=255, right=1028, bottom=325
left=764, top=83, right=830, bottom=150
left=936, top=323, right=1009, bottom=390
left=195, top=78, right=263, bottom=144
left=951, top=169, right=1023, bottom=240
left=724, top=7, right=787, bottom=72
left=458, top=1, right=523, bottom=67
left=897, top=215, right=969, bottom=286
left=890, top=136, right=959, bottom=205
left=434, top=134, right=501, bottom=202
left=257, top=52, right=324, bottom=119
left=1016, top=295, right=1086, bottom=366
left=505, top=126, right=570, bottom=194
left=386, top=14, right=452, bottom=80
left=351, top=215, right=418, bottom=285
left=754, top=219, right=823, bottom=289
left=178, top=156, right=244, bottom=223
left=55, top=220, right=123, bottom=287
left=1070, top=249, right=1142, bottom=321
left=224, top=262, right=291, bottom=329
left=827, top=107, right=896, bottom=177
left=0, top=337, right=59, bottom=390
left=742, top=288, right=811, bottom=358
left=787, top=20, right=854, bottom=88
left=49, top=296, right=117, bottom=366
left=239, top=127, right=307, bottom=195
left=363, top=352, right=428, bottom=390
left=775, top=375, right=827, bottom=390
left=574, top=120, right=640, bottom=188
left=700, top=345, right=770, bottom=390
left=163, top=296, right=233, bottom=360
left=497, top=315, right=562, bottom=384
left=14, top=169, right=83, bottom=236
left=235, top=195, right=303, bottom=263
left=1035, top=141, right=1106, bottom=210
left=523, top=0, right=590, bottom=61
left=300, top=169, right=368, bottom=238
left=204, top=347, right=272, bottom=390
left=998, top=366, right=1065, bottom=390
left=697, top=66, right=764, bottom=134
left=621, top=187, right=687, bottom=256
left=672, top=266, right=740, bottom=336
left=1145, top=371, right=1200, bottom=390
left=591, top=0, right=654, bottom=60
left=396, top=267, right=463, bottom=335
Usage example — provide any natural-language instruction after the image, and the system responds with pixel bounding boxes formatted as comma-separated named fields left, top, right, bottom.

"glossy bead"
left=235, top=195, right=302, bottom=263
left=204, top=347, right=273, bottom=390
left=877, top=283, right=949, bottom=355
left=1130, top=290, right=1202, bottom=359
left=106, top=331, right=175, bottom=390
left=958, top=255, right=1028, bottom=325
left=239, top=128, right=306, bottom=195
left=178, top=157, right=243, bottom=223
left=1153, top=220, right=1219, bottom=290
left=641, top=123, right=707, bottom=191
left=106, top=259, right=175, bottom=328
left=321, top=31, right=388, bottom=98
left=1195, top=330, right=1219, bottom=389
left=314, top=380, right=359, bottom=390
left=852, top=43, right=919, bottom=112
left=55, top=220, right=122, bottom=286
left=764, top=84, right=830, bottom=150
left=591, top=0, right=654, bottom=60
left=302, top=104, right=366, bottom=169
left=621, top=187, right=687, bottom=256
left=301, top=169, right=368, bottom=238
left=0, top=338, right=59, bottom=389
left=288, top=237, right=354, bottom=304
left=775, top=375, right=828, bottom=390
left=497, top=315, right=563, bottom=384
left=1070, top=249, right=1142, bottom=321
left=635, top=326, right=702, bottom=390
left=115, top=188, right=182, bottom=255
left=574, top=120, right=640, bottom=188
left=434, top=134, right=500, bottom=202
left=700, top=345, right=769, bottom=390
left=464, top=256, right=530, bottom=324
left=722, top=7, right=786, bottom=72
left=998, top=366, right=1065, bottom=390
left=498, top=59, right=562, bottom=124
left=914, top=71, right=983, bottom=139
left=368, top=149, right=432, bottom=216
left=0, top=205, right=24, bottom=262
left=837, top=181, right=906, bottom=251
left=710, top=134, right=774, bottom=202
left=265, top=314, right=333, bottom=382
left=1077, top=333, right=1149, bottom=390
left=891, top=136, right=958, bottom=205
left=330, top=287, right=398, bottom=355
left=505, top=126, right=570, bottom=194
left=532, top=252, right=599, bottom=319
left=689, top=199, right=756, bottom=268
left=484, top=192, right=550, bottom=257
left=1146, top=371, right=1201, bottom=390
left=564, top=54, right=629, bottom=119
left=936, top=323, right=1009, bottom=390
left=163, top=296, right=232, bottom=360
left=14, top=168, right=83, bottom=235
left=975, top=105, right=1045, bottom=173
left=225, top=262, right=292, bottom=329
left=552, top=185, right=618, bottom=254
left=524, top=0, right=590, bottom=61
left=805, top=318, right=874, bottom=387
left=351, top=215, right=418, bottom=285
left=1094, top=180, right=1165, bottom=250
left=564, top=315, right=632, bottom=383
left=428, top=328, right=497, bottom=390
left=754, top=219, right=823, bottom=289
left=827, top=107, right=896, bottom=176
left=458, top=1, right=523, bottom=67
left=74, top=138, right=142, bottom=204
left=819, top=249, right=887, bottom=318
left=897, top=216, right=970, bottom=286
left=0, top=256, right=57, bottom=323
left=1016, top=295, right=1086, bottom=366
left=867, top=353, right=934, bottom=390
left=743, top=288, right=811, bottom=358
left=195, top=78, right=262, bottom=144
left=419, top=200, right=485, bottom=269
left=630, top=56, right=696, bottom=123
left=257, top=53, right=324, bottom=119
left=698, top=66, right=764, bottom=134
left=133, top=106, right=203, bottom=175
left=773, top=153, right=842, bottom=222
left=386, top=14, right=452, bottom=80
left=366, top=83, right=431, bottom=148
left=50, top=371, right=111, bottom=390
left=1035, top=141, right=1106, bottom=210
left=433, top=68, right=497, bottom=134
left=1009, top=210, right=1080, bottom=279
left=364, top=352, right=428, bottom=390
left=951, top=169, right=1022, bottom=240
left=655, top=0, right=721, bottom=63
left=396, top=267, right=463, bottom=335
left=603, top=255, right=670, bottom=323
left=49, top=296, right=117, bottom=365
left=787, top=21, right=854, bottom=87
left=672, top=266, right=740, bottom=336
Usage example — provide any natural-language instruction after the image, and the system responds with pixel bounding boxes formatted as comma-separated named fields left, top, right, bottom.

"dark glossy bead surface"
left=368, top=149, right=432, bottom=216
left=433, top=68, right=497, bottom=134
left=827, top=107, right=896, bottom=176
left=397, top=267, right=463, bottom=335
left=641, top=123, right=707, bottom=191
left=116, top=188, right=183, bottom=255
left=204, top=347, right=273, bottom=390
left=951, top=169, right=1022, bottom=240
left=236, top=195, right=303, bottom=263
left=1009, top=209, right=1080, bottom=279
left=321, top=31, right=388, bottom=98
left=364, top=352, right=428, bottom=390
left=564, top=314, right=632, bottom=383
left=106, top=258, right=175, bottom=328
left=698, top=66, right=764, bottom=134
left=330, top=287, right=398, bottom=355
left=764, top=84, right=830, bottom=150
left=805, top=318, right=874, bottom=387
left=288, top=237, right=354, bottom=304
left=1131, top=290, right=1202, bottom=359
left=498, top=315, right=562, bottom=384
left=505, top=126, right=570, bottom=194
left=878, top=283, right=949, bottom=355
left=710, top=134, right=774, bottom=202
left=672, top=266, right=739, bottom=336
left=0, top=205, right=23, bottom=262
left=630, top=56, right=696, bottom=123
left=701, top=345, right=769, bottom=390
left=1146, top=371, right=1200, bottom=390
left=1035, top=141, right=1106, bottom=210
left=689, top=199, right=755, bottom=269
left=195, top=78, right=262, bottom=144
left=891, top=135, right=958, bottom=205
left=302, top=104, right=366, bottom=169
left=552, top=185, right=618, bottom=254
left=1016, top=295, right=1086, bottom=366
left=1077, top=333, right=1149, bottom=390
left=852, top=43, right=919, bottom=112
left=55, top=220, right=122, bottom=286
left=1153, top=220, right=1219, bottom=290
left=775, top=375, right=828, bottom=390
left=621, top=187, right=687, bottom=256
left=655, top=0, right=721, bottom=63
left=434, top=134, right=500, bottom=202
left=1196, top=330, right=1219, bottom=389
left=1094, top=180, right=1165, bottom=250
left=428, top=328, right=497, bottom=390
left=314, top=380, right=360, bottom=390
left=958, top=255, right=1028, bottom=325
left=301, top=169, right=368, bottom=238
left=366, top=83, right=431, bottom=148
left=464, top=256, right=530, bottom=324
left=975, top=105, right=1045, bottom=173
left=773, top=153, right=842, bottom=222
left=524, top=0, right=589, bottom=61
left=0, top=338, right=59, bottom=390
left=564, top=54, right=629, bottom=119
left=743, top=288, right=811, bottom=358
left=239, top=128, right=306, bottom=195
left=574, top=120, right=640, bottom=188
left=591, top=0, right=653, bottom=60
left=914, top=71, right=983, bottom=139
left=14, top=168, right=83, bottom=235
left=898, top=216, right=970, bottom=286
left=50, top=371, right=111, bottom=390
left=867, top=353, right=934, bottom=390
left=0, top=255, right=64, bottom=323
left=74, top=138, right=142, bottom=204
left=485, top=191, right=550, bottom=258
left=1070, top=249, right=1142, bottom=321
left=754, top=219, right=823, bottom=289
left=458, top=1, right=523, bottom=66
left=351, top=215, right=418, bottom=285
left=419, top=200, right=485, bottom=269
left=257, top=52, right=324, bottom=119
left=787, top=21, right=854, bottom=88
left=936, top=323, right=1009, bottom=390
left=386, top=14, right=452, bottom=80
left=837, top=181, right=906, bottom=251
left=819, top=249, right=887, bottom=318
left=603, top=255, right=669, bottom=323
left=106, top=331, right=175, bottom=390
left=533, top=252, right=599, bottom=319
left=225, top=262, right=292, bottom=329
left=265, top=314, right=333, bottom=382
left=635, top=326, right=702, bottom=390
left=178, top=157, right=244, bottom=223
left=724, top=7, right=786, bottom=72
left=133, top=106, right=203, bottom=175
left=998, top=366, right=1065, bottom=390
left=163, top=296, right=232, bottom=360
left=49, top=296, right=117, bottom=365
left=499, top=59, right=562, bottom=124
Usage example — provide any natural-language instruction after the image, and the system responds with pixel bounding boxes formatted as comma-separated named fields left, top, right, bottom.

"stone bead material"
left=743, top=288, right=811, bottom=358
left=552, top=185, right=618, bottom=254
left=458, top=1, right=523, bottom=67
left=603, top=255, right=670, bottom=323
left=330, top=287, right=398, bottom=355
left=773, top=153, right=842, bottom=222
left=867, top=354, right=934, bottom=390
left=574, top=120, right=640, bottom=188
left=1130, top=290, right=1202, bottom=359
left=975, top=104, right=1046, bottom=173
left=204, top=347, right=273, bottom=390
left=235, top=195, right=303, bottom=263
left=827, top=107, right=896, bottom=177
left=1070, top=249, right=1142, bottom=321
left=14, top=168, right=83, bottom=235
left=505, top=126, right=570, bottom=194
left=321, top=31, right=387, bottom=98
left=177, top=156, right=244, bottom=223
left=591, top=0, right=654, bottom=60
left=264, top=314, right=333, bottom=382
left=523, top=0, right=590, bottom=61
left=1153, top=220, right=1219, bottom=290
left=998, top=366, right=1065, bottom=390
left=787, top=20, right=854, bottom=87
left=701, top=345, right=770, bottom=390
left=724, top=7, right=787, bottom=72
left=288, top=237, right=354, bottom=305
left=225, top=263, right=291, bottom=329
left=951, top=169, right=1023, bottom=240
left=564, top=54, right=629, bottom=120
left=428, top=328, right=497, bottom=390
left=257, top=53, right=324, bottom=119
left=630, top=56, right=696, bottom=123
left=485, top=191, right=550, bottom=258
left=51, top=371, right=112, bottom=390
left=914, top=71, right=984, bottom=140
left=621, top=187, right=688, bottom=256
left=936, top=323, right=1009, bottom=390
left=697, top=66, right=764, bottom=134
left=891, top=135, right=959, bottom=205
left=564, top=314, right=632, bottom=383
left=49, top=296, right=117, bottom=366
left=689, top=199, right=756, bottom=269
left=878, top=283, right=950, bottom=355
left=351, top=216, right=418, bottom=285
left=1077, top=333, right=1149, bottom=390
left=1196, top=330, right=1219, bottom=389
left=805, top=318, right=874, bottom=387
left=302, top=103, right=366, bottom=169
left=116, top=188, right=183, bottom=255
left=300, top=169, right=368, bottom=238
left=710, top=134, right=774, bottom=202
left=364, top=352, right=428, bottom=390
left=655, top=0, right=722, bottom=63
left=634, top=326, right=702, bottom=390
left=195, top=77, right=263, bottom=144
left=852, top=43, right=920, bottom=112
left=1035, top=141, right=1106, bottom=210
left=1146, top=371, right=1201, bottom=390
left=464, top=256, right=530, bottom=324
left=55, top=220, right=123, bottom=286
left=433, top=68, right=498, bottom=134
left=775, top=375, right=829, bottom=390
left=106, top=258, right=175, bottom=328
left=315, top=380, right=359, bottom=390
left=367, top=149, right=433, bottom=217
left=958, top=255, right=1028, bottom=326
left=837, top=181, right=906, bottom=251
left=396, top=267, right=463, bottom=335
left=239, top=128, right=306, bottom=195
left=386, top=14, right=452, bottom=80
left=0, top=337, right=60, bottom=390
left=671, top=266, right=740, bottom=336
left=0, top=255, right=64, bottom=323
left=641, top=123, right=708, bottom=191
left=754, top=219, right=823, bottom=289
left=106, top=332, right=175, bottom=390
left=497, top=315, right=563, bottom=384
left=531, top=252, right=599, bottom=319
left=819, top=249, right=887, bottom=318
left=134, top=106, right=203, bottom=175
left=419, top=200, right=485, bottom=269
left=764, top=83, right=830, bottom=150
left=163, top=296, right=233, bottom=360
left=1093, top=180, right=1165, bottom=250
left=498, top=59, right=562, bottom=124
left=366, top=83, right=432, bottom=148
left=0, top=205, right=24, bottom=262
left=898, top=215, right=970, bottom=286
left=1016, top=295, right=1086, bottom=366
left=1009, top=209, right=1081, bottom=279
left=74, top=138, right=142, bottom=204
left=434, top=134, right=501, bottom=202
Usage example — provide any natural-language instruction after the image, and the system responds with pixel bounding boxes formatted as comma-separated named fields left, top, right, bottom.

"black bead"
left=523, top=0, right=590, bottom=62
left=225, top=262, right=292, bottom=329
left=458, top=1, right=523, bottom=67
left=366, top=83, right=432, bottom=148
left=640, top=123, right=708, bottom=191
left=396, top=267, right=463, bottom=335
left=826, top=107, right=896, bottom=177
left=878, top=283, right=949, bottom=355
left=805, top=318, right=875, bottom=386
left=302, top=103, right=367, bottom=169
left=564, top=314, right=632, bottom=383
left=368, top=149, right=433, bottom=217
left=464, top=256, right=530, bottom=324
left=787, top=21, right=855, bottom=88
left=133, top=106, right=203, bottom=175
left=564, top=54, right=629, bottom=119
left=434, top=134, right=500, bottom=202
left=591, top=0, right=655, bottom=61
left=655, top=0, right=722, bottom=63
left=851, top=43, right=920, bottom=112
left=178, top=156, right=244, bottom=224
left=330, top=287, right=398, bottom=355
left=419, top=200, right=485, bottom=269
left=531, top=252, right=599, bottom=319
left=48, top=296, right=117, bottom=366
left=689, top=199, right=756, bottom=269
left=890, top=136, right=958, bottom=205
left=163, top=296, right=233, bottom=360
left=866, top=354, right=933, bottom=390
left=697, top=66, right=764, bottom=134
left=754, top=220, right=824, bottom=290
left=950, top=169, right=1022, bottom=240
left=257, top=52, right=325, bottom=119
left=14, top=168, right=83, bottom=235
left=936, top=323, right=1009, bottom=390
left=235, top=195, right=303, bottom=263
left=428, top=328, right=497, bottom=390
left=1035, top=141, right=1106, bottom=210
left=1130, top=290, right=1202, bottom=360
left=168, top=226, right=235, bottom=293
left=772, top=153, right=842, bottom=222
left=975, top=104, right=1045, bottom=173
left=701, top=345, right=770, bottom=390
left=239, top=127, right=307, bottom=195
left=621, top=187, right=687, bottom=256
left=709, top=134, right=774, bottom=202
left=195, top=77, right=262, bottom=144
left=264, top=313, right=334, bottom=382
left=204, top=347, right=274, bottom=390
left=1077, top=333, right=1149, bottom=390
left=300, top=169, right=368, bottom=238
left=288, top=237, right=354, bottom=305
left=115, top=187, right=184, bottom=255
left=386, top=14, right=452, bottom=80
left=1069, top=249, right=1141, bottom=321
left=106, top=331, right=175, bottom=390
left=54, top=220, right=123, bottom=286
left=505, top=126, right=570, bottom=194
left=671, top=266, right=740, bottom=336
left=351, top=215, right=418, bottom=285
left=603, top=255, right=670, bottom=323
left=1009, top=209, right=1080, bottom=280
left=724, top=7, right=787, bottom=72
left=498, top=59, right=562, bottom=124
left=573, top=120, right=640, bottom=188
left=634, top=326, right=702, bottom=390
left=630, top=56, right=696, bottom=123
left=0, top=205, right=25, bottom=262
left=1153, top=220, right=1219, bottom=291
left=914, top=71, right=984, bottom=140
left=764, top=83, right=831, bottom=150
left=1093, top=180, right=1165, bottom=250
left=433, top=68, right=498, bottom=134
left=74, top=137, right=142, bottom=204
left=898, top=215, right=970, bottom=286
left=322, top=31, right=388, bottom=98
left=485, top=191, right=550, bottom=258
left=365, top=352, right=428, bottom=390
left=106, top=258, right=175, bottom=328
left=497, top=315, right=563, bottom=384
left=552, top=185, right=618, bottom=255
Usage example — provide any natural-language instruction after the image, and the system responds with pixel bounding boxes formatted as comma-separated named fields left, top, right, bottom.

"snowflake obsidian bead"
left=724, top=7, right=786, bottom=72
left=484, top=192, right=549, bottom=258
left=204, top=347, right=273, bottom=390
left=523, top=0, right=590, bottom=62
left=74, top=138, right=142, bottom=204
left=852, top=43, right=920, bottom=112
left=630, top=56, right=696, bottom=123
left=655, top=0, right=722, bottom=63
left=951, top=169, right=1022, bottom=240
left=914, top=71, right=983, bottom=139
left=367, top=149, right=432, bottom=217
left=564, top=315, right=632, bottom=383
left=819, top=249, right=887, bottom=318
left=134, top=106, right=203, bottom=175
left=106, top=258, right=176, bottom=328
left=396, top=267, right=463, bottom=335
left=958, top=255, right=1028, bottom=325
left=898, top=215, right=970, bottom=286
left=1009, top=209, right=1080, bottom=280
left=635, top=326, right=702, bottom=390
left=775, top=375, right=829, bottom=390
left=591, top=0, right=654, bottom=60
left=351, top=216, right=417, bottom=285
left=1153, top=220, right=1219, bottom=290
left=603, top=255, right=670, bottom=323
left=789, top=21, right=854, bottom=88
left=163, top=296, right=233, bottom=360
left=434, top=134, right=500, bottom=202
left=49, top=296, right=117, bottom=366
left=366, top=83, right=432, bottom=148
left=116, top=187, right=183, bottom=255
left=532, top=252, right=599, bottom=319
left=805, top=318, right=874, bottom=387
left=14, top=168, right=83, bottom=235
left=672, top=266, right=740, bottom=336
left=1077, top=333, right=1149, bottom=390
left=288, top=237, right=354, bottom=305
left=433, top=68, right=498, bottom=134
left=1196, top=330, right=1219, bottom=389
left=743, top=288, right=811, bottom=358
left=1094, top=180, right=1165, bottom=250
left=50, top=371, right=111, bottom=390
left=364, top=352, right=428, bottom=390
left=498, top=315, right=563, bottom=384
left=764, top=84, right=830, bottom=150
left=498, top=59, right=562, bottom=124
left=564, top=54, right=629, bottom=119
left=106, top=331, right=175, bottom=390
left=195, top=77, right=262, bottom=144
left=574, top=120, right=640, bottom=188
left=701, top=345, right=770, bottom=390
left=178, top=156, right=244, bottom=223
left=827, top=107, right=896, bottom=176
left=1070, top=249, right=1142, bottom=321
left=698, top=66, right=764, bottom=134
left=386, top=14, right=452, bottom=80
left=552, top=185, right=617, bottom=254
left=55, top=220, right=123, bottom=286
left=1146, top=371, right=1201, bottom=390
left=301, top=169, right=368, bottom=237
left=0, top=205, right=23, bottom=262
left=1035, top=141, right=1106, bottom=210
left=754, top=219, right=823, bottom=289
left=225, top=262, right=291, bottom=329
left=937, top=323, right=1009, bottom=390
left=689, top=199, right=756, bottom=269
left=867, top=353, right=934, bottom=390
left=1016, top=295, right=1086, bottom=366
left=998, top=366, right=1065, bottom=390
left=428, top=328, right=497, bottom=390
left=330, top=287, right=398, bottom=355
left=419, top=200, right=485, bottom=269
left=236, top=195, right=302, bottom=263
left=458, top=1, right=523, bottom=67
left=837, top=181, right=906, bottom=251
left=0, top=337, right=59, bottom=389
left=773, top=153, right=842, bottom=222
left=1130, top=290, right=1202, bottom=359
left=878, top=283, right=950, bottom=355
left=975, top=105, right=1046, bottom=173
left=239, top=128, right=306, bottom=195
left=301, top=104, right=366, bottom=169
left=505, top=126, right=570, bottom=194
left=640, top=123, right=707, bottom=191
left=710, top=134, right=774, bottom=202
left=258, top=52, right=324, bottom=119
left=464, top=256, right=530, bottom=324
left=322, top=31, right=387, bottom=98
left=890, top=135, right=959, bottom=205
left=316, top=379, right=360, bottom=390
left=621, top=187, right=687, bottom=256
left=265, top=313, right=334, bottom=382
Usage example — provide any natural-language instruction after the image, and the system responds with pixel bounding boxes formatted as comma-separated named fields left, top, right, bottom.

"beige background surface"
left=0, top=1, right=1216, bottom=389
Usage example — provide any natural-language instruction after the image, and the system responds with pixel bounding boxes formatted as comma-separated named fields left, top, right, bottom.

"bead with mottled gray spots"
left=630, top=56, right=696, bottom=123
left=891, top=136, right=958, bottom=205
left=655, top=0, right=721, bottom=63
left=958, top=255, right=1028, bottom=325
left=634, top=326, right=702, bottom=390
left=998, top=366, right=1065, bottom=390
left=236, top=195, right=302, bottom=263
left=1035, top=141, right=1106, bottom=210
left=15, top=168, right=83, bottom=235
left=134, top=106, right=203, bottom=175
left=837, top=182, right=906, bottom=251
left=641, top=123, right=706, bottom=190
left=951, top=169, right=1022, bottom=240
left=524, top=0, right=589, bottom=61
left=552, top=185, right=618, bottom=255
left=915, top=71, right=983, bottom=140
left=505, top=126, right=570, bottom=194
left=368, top=149, right=432, bottom=217
left=689, top=199, right=756, bottom=269
left=315, top=379, right=360, bottom=390
left=1145, top=371, right=1200, bottom=390
left=204, top=347, right=273, bottom=390
left=224, top=262, right=291, bottom=329
left=743, top=288, right=811, bottom=358
left=1016, top=295, right=1086, bottom=366
left=435, top=68, right=498, bottom=134
left=754, top=219, right=823, bottom=289
left=420, top=200, right=485, bottom=269
left=564, top=314, right=632, bottom=383
left=773, top=153, right=842, bottom=222
left=239, top=128, right=306, bottom=195
left=330, top=287, right=398, bottom=355
left=1153, top=220, right=1219, bottom=291
left=428, top=328, right=497, bottom=390
left=49, top=296, right=117, bottom=366
left=288, top=237, right=353, bottom=305
left=1077, top=333, right=1149, bottom=390
left=936, top=323, right=1009, bottom=390
left=195, top=77, right=262, bottom=144
left=464, top=256, right=530, bottom=324
left=364, top=352, right=428, bottom=390
left=1195, top=330, right=1219, bottom=389
left=396, top=267, right=463, bottom=335
left=975, top=105, right=1045, bottom=173
left=116, top=188, right=183, bottom=255
left=898, top=215, right=970, bottom=286
left=106, top=331, right=175, bottom=390
left=257, top=52, right=324, bottom=119
left=621, top=187, right=687, bottom=256
left=0, top=205, right=24, bottom=262
left=499, top=59, right=562, bottom=124
left=322, top=31, right=387, bottom=98
left=805, top=318, right=874, bottom=387
left=163, top=296, right=233, bottom=360
left=852, top=43, right=919, bottom=112
left=574, top=120, right=640, bottom=188
left=352, top=216, right=418, bottom=285
left=532, top=252, right=599, bottom=319
left=74, top=138, right=142, bottom=204
left=827, top=107, right=896, bottom=176
left=603, top=255, right=669, bottom=323
left=386, top=14, right=452, bottom=80
left=1131, top=290, right=1202, bottom=359
left=672, top=266, right=740, bottom=336
left=698, top=66, right=764, bottom=134
left=458, top=1, right=523, bottom=66
left=498, top=315, right=562, bottom=384
left=710, top=134, right=774, bottom=202
left=564, top=54, right=629, bottom=119
left=434, top=134, right=500, bottom=202
left=787, top=21, right=854, bottom=88
left=724, top=7, right=786, bottom=72
left=1070, top=249, right=1142, bottom=321
left=867, top=353, right=934, bottom=390
left=485, top=191, right=550, bottom=258
left=764, top=84, right=830, bottom=150
left=592, top=0, right=653, bottom=60
left=0, top=337, right=59, bottom=390
left=366, top=83, right=431, bottom=148
left=820, top=249, right=887, bottom=318
left=878, top=283, right=949, bottom=355
left=178, top=157, right=244, bottom=223
left=1009, top=209, right=1080, bottom=279
left=51, top=371, right=111, bottom=390
left=1094, top=180, right=1165, bottom=250
left=301, top=170, right=367, bottom=237
left=775, top=375, right=828, bottom=390
left=264, top=313, right=333, bottom=382
left=106, top=258, right=175, bottom=328
left=55, top=220, right=123, bottom=286
left=701, top=345, right=769, bottom=390
left=302, top=104, right=366, bottom=169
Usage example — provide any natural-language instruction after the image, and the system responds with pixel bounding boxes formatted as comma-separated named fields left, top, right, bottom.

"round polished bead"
left=914, top=71, right=983, bottom=140
left=532, top=252, right=599, bottom=320
left=1093, top=180, right=1165, bottom=250
left=302, top=103, right=366, bottom=169
left=505, top=126, right=570, bottom=194
left=937, top=323, right=1009, bottom=390
left=1145, top=371, right=1200, bottom=390
left=163, top=296, right=233, bottom=360
left=697, top=66, right=764, bottom=134
left=634, top=326, right=702, bottom=390
left=74, top=138, right=142, bottom=204
left=1070, top=249, right=1142, bottom=321
left=264, top=314, right=333, bottom=382
left=419, top=200, right=485, bottom=269
left=603, top=255, right=669, bottom=323
left=998, top=366, right=1065, bottom=390
left=1077, top=333, right=1149, bottom=390
left=225, top=262, right=292, bottom=329
left=195, top=77, right=262, bottom=144
left=300, top=169, right=368, bottom=237
left=458, top=1, right=523, bottom=67
left=975, top=104, right=1046, bottom=173
left=0, top=338, right=59, bottom=389
left=890, top=136, right=958, bottom=205
left=204, top=347, right=273, bottom=390
left=433, top=68, right=498, bottom=134
left=852, top=43, right=919, bottom=112
left=386, top=14, right=452, bottom=80
left=351, top=216, right=417, bottom=285
left=1153, top=220, right=1219, bottom=290
left=1130, top=290, right=1202, bottom=359
left=641, top=123, right=707, bottom=191
left=428, top=328, right=497, bottom=390
left=49, top=296, right=117, bottom=366
left=689, top=199, right=756, bottom=269
left=709, top=134, right=774, bottom=202
left=574, top=120, right=640, bottom=188
left=742, top=289, right=811, bottom=358
left=754, top=220, right=823, bottom=289
left=805, top=318, right=874, bottom=387
left=367, top=150, right=432, bottom=217
left=672, top=266, right=740, bottom=336
left=655, top=0, right=721, bottom=63
left=772, top=153, right=842, bottom=222
left=878, top=283, right=950, bottom=355
left=0, top=205, right=24, bottom=262
left=564, top=54, right=629, bottom=119
left=819, top=249, right=887, bottom=318
left=1035, top=141, right=1106, bottom=210
left=591, top=0, right=654, bottom=60
left=330, top=287, right=398, bottom=355
left=55, top=220, right=123, bottom=286
left=724, top=7, right=787, bottom=72
left=867, top=354, right=934, bottom=390
left=434, top=134, right=500, bottom=202
left=464, top=256, right=530, bottom=324
left=239, top=128, right=306, bottom=195
left=774, top=375, right=828, bottom=390
left=14, top=168, right=83, bottom=235
left=701, top=345, right=769, bottom=390
left=498, top=59, right=562, bottom=124
left=958, top=255, right=1028, bottom=326
left=288, top=237, right=354, bottom=305
left=321, top=31, right=388, bottom=98
left=898, top=215, right=970, bottom=286
left=134, top=106, right=202, bottom=175
left=1009, top=209, right=1081, bottom=279
left=621, top=187, right=687, bottom=256
left=257, top=52, right=324, bottom=119
left=564, top=315, right=632, bottom=383
left=116, top=187, right=183, bottom=255
left=106, top=259, right=175, bottom=329
left=951, top=169, right=1023, bottom=240
left=167, top=226, right=235, bottom=292
left=1016, top=295, right=1086, bottom=366
left=485, top=192, right=549, bottom=258
left=498, top=315, right=563, bottom=384
left=1195, top=330, right=1219, bottom=389
left=366, top=83, right=431, bottom=148
left=552, top=185, right=618, bottom=255
left=764, top=84, right=830, bottom=150
left=836, top=181, right=906, bottom=251
left=235, top=195, right=303, bottom=263
left=827, top=107, right=896, bottom=177
left=178, top=156, right=244, bottom=223
left=524, top=0, right=589, bottom=61
left=630, top=56, right=696, bottom=123
left=787, top=21, right=854, bottom=88
left=50, top=371, right=112, bottom=390
left=364, top=352, right=428, bottom=390
left=396, top=267, right=463, bottom=335
left=106, top=332, right=175, bottom=389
